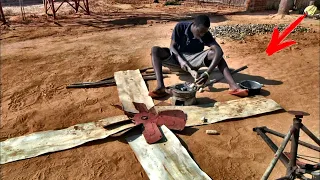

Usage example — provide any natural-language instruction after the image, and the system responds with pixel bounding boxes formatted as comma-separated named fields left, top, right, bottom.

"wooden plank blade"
left=114, top=69, right=154, bottom=113
left=0, top=115, right=134, bottom=164
left=156, top=96, right=282, bottom=127
left=127, top=125, right=212, bottom=180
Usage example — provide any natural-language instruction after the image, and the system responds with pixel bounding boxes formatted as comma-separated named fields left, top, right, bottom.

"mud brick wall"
left=247, top=0, right=267, bottom=11
left=1, top=0, right=42, bottom=6
left=184, top=0, right=248, bottom=7
left=248, top=0, right=317, bottom=11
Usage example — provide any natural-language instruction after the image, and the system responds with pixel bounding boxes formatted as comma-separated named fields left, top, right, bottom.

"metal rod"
left=287, top=118, right=301, bottom=178
left=262, top=127, right=320, bottom=152
left=261, top=126, right=294, bottom=180
left=19, top=0, right=26, bottom=21
left=254, top=127, right=289, bottom=166
left=0, top=1, right=7, bottom=24
left=301, top=125, right=320, bottom=146
left=206, top=65, right=248, bottom=86
left=44, top=0, right=48, bottom=14
left=66, top=75, right=165, bottom=89
left=55, top=1, right=66, bottom=12
left=85, top=0, right=89, bottom=14
left=50, top=0, right=56, bottom=19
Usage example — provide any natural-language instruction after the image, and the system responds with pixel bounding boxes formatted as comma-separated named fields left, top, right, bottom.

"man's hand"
left=195, top=71, right=209, bottom=86
left=177, top=56, right=198, bottom=79
left=177, top=56, right=188, bottom=71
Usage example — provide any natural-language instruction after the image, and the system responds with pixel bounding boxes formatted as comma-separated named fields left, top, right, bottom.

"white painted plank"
left=114, top=69, right=154, bottom=113
left=0, top=115, right=134, bottom=164
left=156, top=96, right=282, bottom=127
left=127, top=125, right=212, bottom=180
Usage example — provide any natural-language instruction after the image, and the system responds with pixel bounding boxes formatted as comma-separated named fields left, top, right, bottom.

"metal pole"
left=50, top=0, right=56, bottom=19
left=263, top=126, right=320, bottom=152
left=287, top=117, right=302, bottom=178
left=301, top=125, right=320, bottom=146
left=85, top=0, right=89, bottom=14
left=261, top=126, right=294, bottom=180
left=254, top=127, right=290, bottom=166
left=19, top=0, right=26, bottom=21
left=0, top=1, right=6, bottom=24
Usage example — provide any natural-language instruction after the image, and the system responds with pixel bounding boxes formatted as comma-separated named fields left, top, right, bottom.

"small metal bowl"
left=239, top=80, right=264, bottom=96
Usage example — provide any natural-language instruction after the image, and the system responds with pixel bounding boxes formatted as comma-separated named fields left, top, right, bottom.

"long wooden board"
left=156, top=96, right=282, bottom=127
left=114, top=69, right=155, bottom=113
left=127, top=125, right=212, bottom=180
left=0, top=115, right=134, bottom=164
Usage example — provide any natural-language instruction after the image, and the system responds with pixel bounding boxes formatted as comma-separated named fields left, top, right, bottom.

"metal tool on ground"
left=66, top=74, right=168, bottom=88
left=253, top=111, right=320, bottom=180
left=145, top=68, right=172, bottom=74
left=66, top=67, right=169, bottom=89
left=198, top=65, right=248, bottom=93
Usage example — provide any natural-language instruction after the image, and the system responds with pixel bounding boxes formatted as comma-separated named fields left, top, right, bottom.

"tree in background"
left=277, top=0, right=292, bottom=15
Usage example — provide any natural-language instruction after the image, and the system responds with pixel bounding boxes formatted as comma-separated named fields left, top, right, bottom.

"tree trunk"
left=278, top=0, right=291, bottom=15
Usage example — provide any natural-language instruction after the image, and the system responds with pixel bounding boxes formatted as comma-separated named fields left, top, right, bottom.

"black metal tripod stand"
left=253, top=111, right=320, bottom=180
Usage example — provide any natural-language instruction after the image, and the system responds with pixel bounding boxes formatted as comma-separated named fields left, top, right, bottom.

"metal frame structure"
left=253, top=111, right=320, bottom=180
left=44, top=0, right=90, bottom=19
left=0, top=1, right=6, bottom=24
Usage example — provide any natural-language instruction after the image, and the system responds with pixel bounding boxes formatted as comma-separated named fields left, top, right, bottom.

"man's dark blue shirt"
left=171, top=21, right=217, bottom=54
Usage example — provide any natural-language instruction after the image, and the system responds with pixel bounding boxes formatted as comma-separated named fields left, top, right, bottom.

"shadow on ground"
left=74, top=12, right=229, bottom=29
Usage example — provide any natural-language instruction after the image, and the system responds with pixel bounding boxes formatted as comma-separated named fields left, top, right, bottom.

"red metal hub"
left=132, top=102, right=187, bottom=144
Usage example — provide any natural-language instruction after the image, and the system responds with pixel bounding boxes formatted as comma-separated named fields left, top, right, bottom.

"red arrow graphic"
left=266, top=14, right=307, bottom=56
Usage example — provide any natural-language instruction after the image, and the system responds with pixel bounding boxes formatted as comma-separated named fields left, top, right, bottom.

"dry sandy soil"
left=1, top=1, right=319, bottom=180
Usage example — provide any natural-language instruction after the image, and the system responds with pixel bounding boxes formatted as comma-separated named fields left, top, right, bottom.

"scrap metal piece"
left=287, top=111, right=310, bottom=118
left=142, top=123, right=163, bottom=144
left=157, top=110, right=186, bottom=131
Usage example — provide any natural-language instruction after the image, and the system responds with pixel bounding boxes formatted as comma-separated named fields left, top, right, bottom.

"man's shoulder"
left=174, top=21, right=192, bottom=29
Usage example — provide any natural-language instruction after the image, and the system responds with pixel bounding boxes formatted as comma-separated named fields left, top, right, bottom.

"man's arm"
left=170, top=40, right=186, bottom=64
left=206, top=44, right=224, bottom=74
left=170, top=40, right=198, bottom=78
left=195, top=42, right=224, bottom=86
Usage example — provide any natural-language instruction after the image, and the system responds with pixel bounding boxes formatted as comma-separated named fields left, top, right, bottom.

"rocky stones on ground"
left=210, top=24, right=311, bottom=40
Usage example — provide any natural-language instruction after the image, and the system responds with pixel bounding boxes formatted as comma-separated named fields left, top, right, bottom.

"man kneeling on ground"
left=148, top=15, right=248, bottom=99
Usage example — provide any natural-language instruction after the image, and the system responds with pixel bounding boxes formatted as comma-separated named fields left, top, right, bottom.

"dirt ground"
left=1, top=1, right=319, bottom=180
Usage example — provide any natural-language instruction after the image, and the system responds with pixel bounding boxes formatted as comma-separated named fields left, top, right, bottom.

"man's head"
left=191, top=15, right=210, bottom=39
